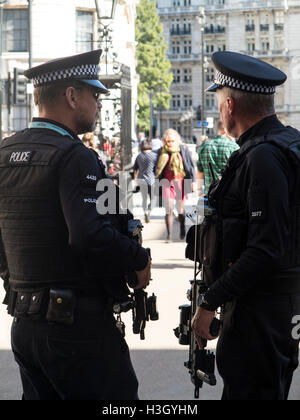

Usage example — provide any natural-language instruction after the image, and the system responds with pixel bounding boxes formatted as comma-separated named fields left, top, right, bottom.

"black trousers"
left=216, top=294, right=300, bottom=400
left=11, top=298, right=138, bottom=400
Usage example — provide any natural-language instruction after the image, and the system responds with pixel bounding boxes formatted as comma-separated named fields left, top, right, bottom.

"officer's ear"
left=64, top=86, right=80, bottom=110
left=226, top=96, right=235, bottom=116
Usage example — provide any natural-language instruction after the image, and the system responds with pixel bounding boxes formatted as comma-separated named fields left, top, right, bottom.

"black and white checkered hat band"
left=215, top=70, right=276, bottom=94
left=32, top=64, right=100, bottom=86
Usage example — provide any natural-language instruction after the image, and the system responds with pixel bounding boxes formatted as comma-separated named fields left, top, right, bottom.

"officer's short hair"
left=33, top=80, right=85, bottom=109
left=220, top=86, right=275, bottom=116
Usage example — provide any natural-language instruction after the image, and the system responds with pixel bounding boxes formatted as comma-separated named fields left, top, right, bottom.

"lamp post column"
left=0, top=1, right=5, bottom=140
left=201, top=24, right=205, bottom=136
left=197, top=8, right=206, bottom=137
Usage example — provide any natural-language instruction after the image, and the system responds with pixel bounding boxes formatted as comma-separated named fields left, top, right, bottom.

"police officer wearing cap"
left=0, top=50, right=151, bottom=400
left=191, top=51, right=300, bottom=400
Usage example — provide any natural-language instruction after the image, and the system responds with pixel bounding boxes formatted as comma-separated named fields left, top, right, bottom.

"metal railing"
left=170, top=28, right=191, bottom=36
left=204, top=25, right=226, bottom=34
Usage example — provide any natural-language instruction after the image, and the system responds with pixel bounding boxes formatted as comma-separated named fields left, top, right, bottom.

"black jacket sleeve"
left=0, top=228, right=10, bottom=304
left=205, top=144, right=291, bottom=309
left=58, top=145, right=148, bottom=277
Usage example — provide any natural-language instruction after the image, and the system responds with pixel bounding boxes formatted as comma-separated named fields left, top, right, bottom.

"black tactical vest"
left=0, top=129, right=83, bottom=292
left=209, top=126, right=300, bottom=269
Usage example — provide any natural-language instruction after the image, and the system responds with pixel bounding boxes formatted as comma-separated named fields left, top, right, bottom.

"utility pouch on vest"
left=13, top=290, right=48, bottom=319
left=27, top=290, right=47, bottom=317
left=199, top=215, right=223, bottom=287
left=14, top=292, right=31, bottom=317
left=46, top=289, right=76, bottom=325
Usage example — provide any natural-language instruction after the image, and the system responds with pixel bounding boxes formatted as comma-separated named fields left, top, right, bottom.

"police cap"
left=206, top=51, right=287, bottom=94
left=24, top=49, right=108, bottom=94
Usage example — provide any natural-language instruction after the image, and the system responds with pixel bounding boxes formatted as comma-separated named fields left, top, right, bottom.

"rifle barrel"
left=196, top=369, right=217, bottom=386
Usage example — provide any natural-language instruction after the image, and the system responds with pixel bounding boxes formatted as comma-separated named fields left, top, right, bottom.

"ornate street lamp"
left=197, top=7, right=206, bottom=136
left=95, top=0, right=117, bottom=20
left=95, top=0, right=119, bottom=75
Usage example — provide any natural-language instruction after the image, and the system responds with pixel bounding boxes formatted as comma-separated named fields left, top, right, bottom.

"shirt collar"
left=31, top=117, right=79, bottom=140
left=237, top=114, right=284, bottom=147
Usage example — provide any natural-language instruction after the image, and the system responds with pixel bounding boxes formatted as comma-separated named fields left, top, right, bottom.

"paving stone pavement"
left=0, top=213, right=299, bottom=400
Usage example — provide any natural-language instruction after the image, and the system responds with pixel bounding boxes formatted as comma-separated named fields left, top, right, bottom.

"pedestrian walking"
left=191, top=50, right=300, bottom=400
left=133, top=140, right=157, bottom=223
left=155, top=128, right=196, bottom=241
left=197, top=121, right=239, bottom=195
left=0, top=49, right=151, bottom=400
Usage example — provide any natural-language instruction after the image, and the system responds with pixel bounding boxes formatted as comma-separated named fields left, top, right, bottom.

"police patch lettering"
left=251, top=210, right=263, bottom=218
left=249, top=190, right=267, bottom=222
left=84, top=197, right=97, bottom=204
left=8, top=151, right=33, bottom=165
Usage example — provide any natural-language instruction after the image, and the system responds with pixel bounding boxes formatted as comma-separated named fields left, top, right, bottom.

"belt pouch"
left=14, top=292, right=31, bottom=318
left=27, top=290, right=47, bottom=319
left=46, top=289, right=76, bottom=325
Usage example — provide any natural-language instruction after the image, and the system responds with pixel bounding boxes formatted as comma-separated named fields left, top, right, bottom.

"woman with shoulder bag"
left=155, top=129, right=196, bottom=241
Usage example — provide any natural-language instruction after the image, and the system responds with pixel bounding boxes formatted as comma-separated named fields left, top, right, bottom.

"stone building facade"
left=0, top=0, right=138, bottom=141
left=157, top=0, right=300, bottom=141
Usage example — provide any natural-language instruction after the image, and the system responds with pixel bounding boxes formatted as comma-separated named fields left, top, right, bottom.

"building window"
left=260, top=13, right=269, bottom=31
left=245, top=13, right=255, bottom=32
left=183, top=40, right=192, bottom=54
left=76, top=10, right=93, bottom=53
left=182, top=18, right=191, bottom=34
left=3, top=9, right=28, bottom=52
left=183, top=68, right=192, bottom=83
left=274, top=11, right=284, bottom=30
left=172, top=69, right=181, bottom=83
left=261, top=37, right=270, bottom=53
left=183, top=94, right=192, bottom=108
left=206, top=67, right=214, bottom=82
left=172, top=40, right=180, bottom=54
left=206, top=43, right=214, bottom=54
left=205, top=93, right=215, bottom=109
left=216, top=14, right=226, bottom=32
left=171, top=95, right=181, bottom=109
left=247, top=37, right=255, bottom=52
left=171, top=120, right=181, bottom=135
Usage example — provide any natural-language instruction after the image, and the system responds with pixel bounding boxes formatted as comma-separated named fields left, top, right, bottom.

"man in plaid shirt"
left=197, top=121, right=239, bottom=195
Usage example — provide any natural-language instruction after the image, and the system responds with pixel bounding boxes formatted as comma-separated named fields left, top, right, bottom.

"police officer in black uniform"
left=191, top=51, right=300, bottom=400
left=0, top=49, right=151, bottom=400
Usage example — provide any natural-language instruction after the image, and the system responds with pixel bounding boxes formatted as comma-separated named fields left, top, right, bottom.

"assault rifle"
left=113, top=219, right=159, bottom=340
left=174, top=198, right=221, bottom=398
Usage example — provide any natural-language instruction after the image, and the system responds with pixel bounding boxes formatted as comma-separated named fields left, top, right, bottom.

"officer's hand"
left=134, top=256, right=151, bottom=290
left=191, top=306, right=217, bottom=350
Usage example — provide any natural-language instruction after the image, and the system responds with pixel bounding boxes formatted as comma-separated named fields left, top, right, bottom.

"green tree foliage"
left=135, top=0, right=173, bottom=132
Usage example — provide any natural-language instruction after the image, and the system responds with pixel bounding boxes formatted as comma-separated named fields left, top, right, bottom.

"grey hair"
left=220, top=86, right=275, bottom=116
